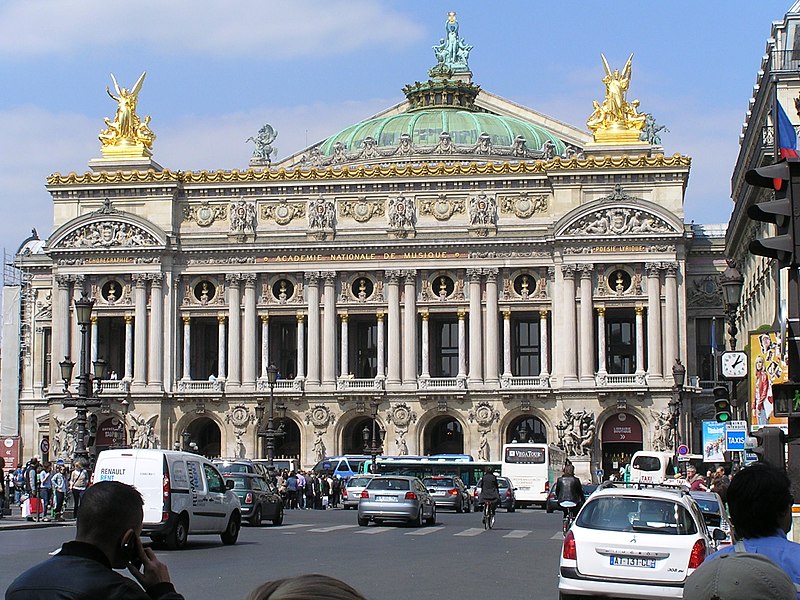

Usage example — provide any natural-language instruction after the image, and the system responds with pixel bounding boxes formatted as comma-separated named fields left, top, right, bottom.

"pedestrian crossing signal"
left=712, top=385, right=731, bottom=423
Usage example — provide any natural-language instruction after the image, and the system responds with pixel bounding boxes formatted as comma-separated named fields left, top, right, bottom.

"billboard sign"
left=749, top=330, right=788, bottom=431
left=701, top=421, right=726, bottom=461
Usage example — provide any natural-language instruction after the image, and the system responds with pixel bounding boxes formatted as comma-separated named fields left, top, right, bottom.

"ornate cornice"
left=47, top=154, right=691, bottom=186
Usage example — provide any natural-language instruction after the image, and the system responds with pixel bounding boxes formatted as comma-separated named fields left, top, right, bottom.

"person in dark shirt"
left=552, top=463, right=585, bottom=520
left=6, top=480, right=184, bottom=600
left=478, top=466, right=501, bottom=520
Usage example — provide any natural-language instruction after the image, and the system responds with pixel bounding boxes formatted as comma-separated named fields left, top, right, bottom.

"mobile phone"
left=122, top=535, right=144, bottom=570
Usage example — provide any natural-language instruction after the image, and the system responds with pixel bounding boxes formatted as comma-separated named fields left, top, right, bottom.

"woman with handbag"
left=68, top=460, right=89, bottom=519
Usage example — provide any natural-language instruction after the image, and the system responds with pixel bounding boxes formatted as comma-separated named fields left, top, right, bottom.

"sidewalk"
left=0, top=511, right=74, bottom=531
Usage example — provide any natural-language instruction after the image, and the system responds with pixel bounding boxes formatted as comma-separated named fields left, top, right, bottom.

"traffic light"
left=712, top=385, right=732, bottom=423
left=752, top=426, right=786, bottom=469
left=745, top=157, right=800, bottom=268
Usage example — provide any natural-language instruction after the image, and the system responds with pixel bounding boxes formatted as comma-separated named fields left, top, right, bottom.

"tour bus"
left=501, top=442, right=567, bottom=508
left=373, top=456, right=501, bottom=489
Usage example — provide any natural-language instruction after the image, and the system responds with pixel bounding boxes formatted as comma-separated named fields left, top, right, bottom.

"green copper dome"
left=318, top=108, right=567, bottom=157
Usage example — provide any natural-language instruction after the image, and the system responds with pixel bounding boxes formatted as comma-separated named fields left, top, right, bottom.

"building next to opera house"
left=0, top=14, right=728, bottom=482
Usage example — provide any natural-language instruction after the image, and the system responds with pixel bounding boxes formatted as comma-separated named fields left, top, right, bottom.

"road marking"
left=354, top=526, right=393, bottom=535
left=504, top=530, right=531, bottom=538
left=551, top=532, right=564, bottom=540
left=454, top=528, right=485, bottom=537
left=308, top=524, right=358, bottom=533
left=275, top=523, right=316, bottom=530
left=406, top=526, right=445, bottom=536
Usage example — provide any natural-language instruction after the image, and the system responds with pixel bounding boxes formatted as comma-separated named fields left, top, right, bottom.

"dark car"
left=422, top=476, right=471, bottom=512
left=547, top=483, right=597, bottom=513
left=224, top=473, right=284, bottom=526
left=473, top=476, right=516, bottom=512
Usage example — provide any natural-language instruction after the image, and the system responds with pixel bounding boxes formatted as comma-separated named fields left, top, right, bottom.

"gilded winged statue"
left=587, top=54, right=647, bottom=143
left=99, top=72, right=155, bottom=150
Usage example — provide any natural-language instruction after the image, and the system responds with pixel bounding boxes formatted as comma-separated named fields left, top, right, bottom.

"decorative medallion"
left=225, top=405, right=254, bottom=429
left=184, top=201, right=226, bottom=227
left=468, top=402, right=500, bottom=428
left=340, top=198, right=384, bottom=223
left=499, top=193, right=548, bottom=218
left=261, top=200, right=305, bottom=226
left=419, top=195, right=465, bottom=221
left=305, top=404, right=335, bottom=428
left=387, top=403, right=417, bottom=429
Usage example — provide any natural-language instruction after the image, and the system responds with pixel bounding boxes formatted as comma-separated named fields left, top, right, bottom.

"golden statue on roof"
left=587, top=54, right=647, bottom=144
left=99, top=72, right=155, bottom=157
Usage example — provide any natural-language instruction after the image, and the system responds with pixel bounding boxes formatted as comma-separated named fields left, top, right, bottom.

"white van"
left=94, top=449, right=242, bottom=550
left=628, top=450, right=676, bottom=484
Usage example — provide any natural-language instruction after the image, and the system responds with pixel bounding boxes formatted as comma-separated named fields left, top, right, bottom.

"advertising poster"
left=749, top=330, right=789, bottom=431
left=701, top=421, right=726, bottom=461
left=0, top=436, right=21, bottom=469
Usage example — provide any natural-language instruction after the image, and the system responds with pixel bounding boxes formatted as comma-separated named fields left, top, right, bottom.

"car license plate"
left=376, top=495, right=397, bottom=503
left=610, top=556, right=656, bottom=568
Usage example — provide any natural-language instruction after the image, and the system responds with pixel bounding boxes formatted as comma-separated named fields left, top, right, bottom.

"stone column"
left=502, top=309, right=512, bottom=377
left=124, top=315, right=134, bottom=380
left=133, top=274, right=148, bottom=386
left=148, top=274, right=164, bottom=386
left=90, top=316, right=98, bottom=365
left=217, top=315, right=227, bottom=380
left=561, top=265, right=578, bottom=383
left=467, top=268, right=483, bottom=385
left=458, top=308, right=467, bottom=378
left=386, top=271, right=401, bottom=386
left=402, top=270, right=417, bottom=387
left=243, top=274, right=257, bottom=386
left=181, top=316, right=191, bottom=380
left=340, top=313, right=349, bottom=378
left=305, top=272, right=321, bottom=386
left=539, top=309, right=550, bottom=378
left=597, top=307, right=607, bottom=377
left=296, top=313, right=306, bottom=379
left=646, top=262, right=663, bottom=378
left=261, top=315, right=269, bottom=377
left=579, top=264, right=594, bottom=381
left=376, top=311, right=385, bottom=379
left=484, top=268, right=499, bottom=385
left=226, top=274, right=242, bottom=385
left=635, top=306, right=645, bottom=377
left=421, top=311, right=430, bottom=378
left=322, top=271, right=337, bottom=388
left=663, top=263, right=678, bottom=374
left=53, top=276, right=72, bottom=387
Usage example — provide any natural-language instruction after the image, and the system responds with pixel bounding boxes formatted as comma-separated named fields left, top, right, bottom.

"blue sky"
left=0, top=0, right=790, bottom=253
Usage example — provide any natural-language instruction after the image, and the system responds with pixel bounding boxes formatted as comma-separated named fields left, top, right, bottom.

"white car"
left=341, top=474, right=376, bottom=509
left=558, top=483, right=725, bottom=600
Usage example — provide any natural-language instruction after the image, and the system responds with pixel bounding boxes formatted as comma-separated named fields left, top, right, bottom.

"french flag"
left=774, top=99, right=797, bottom=189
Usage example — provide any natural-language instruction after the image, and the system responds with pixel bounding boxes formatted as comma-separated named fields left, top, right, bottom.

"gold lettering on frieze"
left=84, top=257, right=136, bottom=264
left=592, top=245, right=647, bottom=254
left=264, top=251, right=462, bottom=263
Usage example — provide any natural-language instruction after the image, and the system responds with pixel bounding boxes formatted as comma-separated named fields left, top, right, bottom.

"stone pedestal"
left=569, top=455, right=597, bottom=485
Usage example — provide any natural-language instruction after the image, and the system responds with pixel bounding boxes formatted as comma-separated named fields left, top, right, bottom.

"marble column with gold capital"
left=502, top=309, right=512, bottom=378
left=578, top=264, right=594, bottom=381
left=340, top=313, right=349, bottom=378
left=226, top=274, right=242, bottom=385
left=560, top=264, right=578, bottom=383
left=386, top=271, right=401, bottom=386
left=485, top=269, right=499, bottom=385
left=663, top=263, right=679, bottom=374
left=132, top=274, right=148, bottom=386
left=467, top=268, right=483, bottom=386
left=181, top=315, right=191, bottom=380
left=421, top=311, right=430, bottom=378
left=645, top=262, right=663, bottom=378
left=148, top=274, right=164, bottom=386
left=305, top=272, right=321, bottom=386
left=376, top=311, right=386, bottom=380
left=634, top=305, right=645, bottom=377
left=596, top=307, right=607, bottom=378
left=260, top=315, right=269, bottom=379
left=322, top=271, right=337, bottom=388
left=402, top=270, right=418, bottom=387
left=296, top=313, right=306, bottom=380
left=243, top=274, right=257, bottom=387
left=539, top=309, right=550, bottom=378
left=217, top=315, right=227, bottom=380
left=458, top=308, right=467, bottom=378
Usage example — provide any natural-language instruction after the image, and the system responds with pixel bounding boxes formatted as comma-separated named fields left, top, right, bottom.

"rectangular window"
left=432, top=319, right=458, bottom=377
left=607, top=310, right=636, bottom=374
left=513, top=317, right=541, bottom=376
left=695, top=317, right=723, bottom=382
left=43, top=327, right=52, bottom=386
left=270, top=318, right=298, bottom=379
left=353, top=320, right=377, bottom=378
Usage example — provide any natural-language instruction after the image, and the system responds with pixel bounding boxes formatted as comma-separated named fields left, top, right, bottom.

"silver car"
left=357, top=475, right=437, bottom=527
left=422, top=476, right=471, bottom=512
left=341, top=474, right=375, bottom=509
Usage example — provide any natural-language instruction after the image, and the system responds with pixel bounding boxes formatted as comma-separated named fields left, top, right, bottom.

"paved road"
left=0, top=507, right=566, bottom=599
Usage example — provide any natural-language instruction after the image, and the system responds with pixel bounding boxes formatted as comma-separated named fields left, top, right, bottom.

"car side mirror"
left=712, top=528, right=727, bottom=541
left=225, top=479, right=235, bottom=490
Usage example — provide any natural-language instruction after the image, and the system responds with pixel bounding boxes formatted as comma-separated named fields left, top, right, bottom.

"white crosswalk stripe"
left=503, top=530, right=531, bottom=538
left=405, top=526, right=445, bottom=536
left=453, top=527, right=485, bottom=537
left=308, top=524, right=358, bottom=533
left=354, top=526, right=394, bottom=535
left=275, top=523, right=316, bottom=530
left=551, top=532, right=564, bottom=540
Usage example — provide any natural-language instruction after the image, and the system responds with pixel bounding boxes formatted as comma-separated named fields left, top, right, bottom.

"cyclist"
left=478, top=466, right=500, bottom=524
left=553, top=463, right=585, bottom=525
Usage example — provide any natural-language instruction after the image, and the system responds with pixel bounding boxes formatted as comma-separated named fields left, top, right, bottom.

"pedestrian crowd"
left=1, top=456, right=91, bottom=522
left=274, top=469, right=342, bottom=510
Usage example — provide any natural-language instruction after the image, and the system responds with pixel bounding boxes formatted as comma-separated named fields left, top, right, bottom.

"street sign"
left=727, top=421, right=747, bottom=431
left=677, top=444, right=689, bottom=456
left=744, top=451, right=758, bottom=464
left=39, top=437, right=50, bottom=454
left=725, top=428, right=746, bottom=452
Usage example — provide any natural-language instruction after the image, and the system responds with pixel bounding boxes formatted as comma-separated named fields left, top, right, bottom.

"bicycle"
left=482, top=500, right=497, bottom=530
left=560, top=500, right=577, bottom=536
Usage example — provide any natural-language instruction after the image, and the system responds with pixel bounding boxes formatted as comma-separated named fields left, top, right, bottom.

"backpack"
left=14, top=469, right=24, bottom=488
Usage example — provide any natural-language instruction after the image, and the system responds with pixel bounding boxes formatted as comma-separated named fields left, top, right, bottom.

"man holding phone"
left=6, top=481, right=184, bottom=600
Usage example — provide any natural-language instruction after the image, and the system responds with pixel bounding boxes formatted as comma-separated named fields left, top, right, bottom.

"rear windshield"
left=367, top=478, right=410, bottom=491
left=577, top=496, right=698, bottom=535
left=423, top=478, right=455, bottom=487
left=347, top=477, right=372, bottom=488
left=215, top=463, right=251, bottom=474
left=226, top=476, right=250, bottom=490
left=631, top=456, right=662, bottom=471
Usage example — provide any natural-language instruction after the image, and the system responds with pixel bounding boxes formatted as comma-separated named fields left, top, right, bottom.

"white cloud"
left=0, top=0, right=423, bottom=59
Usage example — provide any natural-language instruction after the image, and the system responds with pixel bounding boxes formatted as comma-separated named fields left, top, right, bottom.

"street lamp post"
left=60, top=296, right=107, bottom=465
left=670, top=359, right=686, bottom=476
left=720, top=261, right=745, bottom=421
left=362, top=398, right=383, bottom=471
left=257, top=363, right=285, bottom=470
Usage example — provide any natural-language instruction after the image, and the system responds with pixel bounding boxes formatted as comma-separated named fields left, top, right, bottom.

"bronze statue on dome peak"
left=429, top=11, right=472, bottom=78
left=586, top=53, right=647, bottom=145
left=99, top=71, right=155, bottom=157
